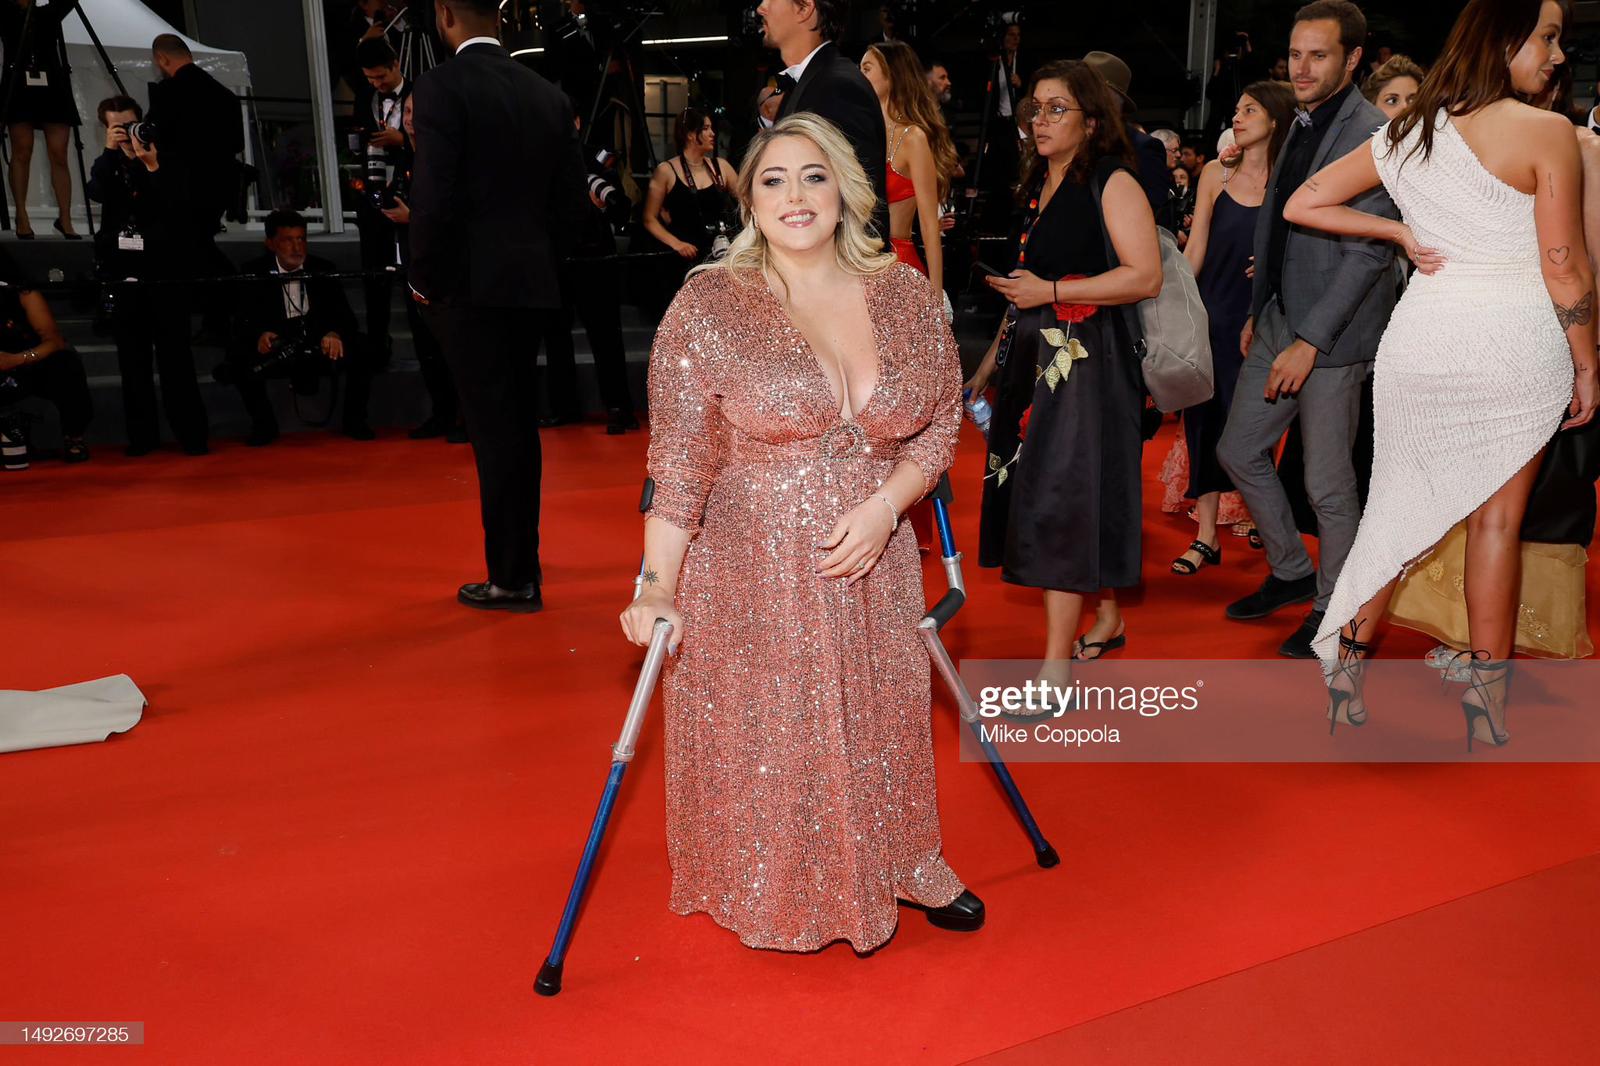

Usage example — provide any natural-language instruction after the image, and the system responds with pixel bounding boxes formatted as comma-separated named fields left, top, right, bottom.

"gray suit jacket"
left=1250, top=89, right=1399, bottom=367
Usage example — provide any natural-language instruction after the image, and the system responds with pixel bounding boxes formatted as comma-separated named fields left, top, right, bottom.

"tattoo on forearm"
left=1548, top=172, right=1555, bottom=198
left=1548, top=245, right=1571, bottom=267
left=642, top=568, right=660, bottom=587
left=1305, top=178, right=1321, bottom=192
left=1554, top=292, right=1593, bottom=330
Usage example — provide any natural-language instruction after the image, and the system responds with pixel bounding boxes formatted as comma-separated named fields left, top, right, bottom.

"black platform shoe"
left=903, top=889, right=985, bottom=932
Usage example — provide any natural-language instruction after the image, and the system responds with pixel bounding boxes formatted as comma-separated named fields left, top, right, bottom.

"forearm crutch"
left=536, top=480, right=672, bottom=998
left=918, top=474, right=1060, bottom=869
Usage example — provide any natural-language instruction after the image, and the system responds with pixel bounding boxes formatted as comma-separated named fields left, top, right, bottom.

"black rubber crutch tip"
left=1035, top=844, right=1061, bottom=868
left=534, top=960, right=564, bottom=997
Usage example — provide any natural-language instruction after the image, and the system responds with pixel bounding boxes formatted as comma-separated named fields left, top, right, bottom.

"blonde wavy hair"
left=689, top=112, right=896, bottom=301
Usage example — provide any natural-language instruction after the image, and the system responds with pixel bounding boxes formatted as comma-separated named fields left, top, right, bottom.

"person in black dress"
left=1171, top=80, right=1293, bottom=575
left=0, top=0, right=83, bottom=239
left=964, top=60, right=1162, bottom=688
left=638, top=107, right=737, bottom=317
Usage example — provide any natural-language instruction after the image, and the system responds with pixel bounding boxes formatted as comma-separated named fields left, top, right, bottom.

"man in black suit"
left=409, top=0, right=587, bottom=613
left=147, top=34, right=243, bottom=236
left=760, top=0, right=888, bottom=244
left=224, top=211, right=372, bottom=447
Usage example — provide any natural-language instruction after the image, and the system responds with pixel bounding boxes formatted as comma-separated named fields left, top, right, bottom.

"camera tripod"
left=381, top=3, right=439, bottom=82
left=574, top=6, right=663, bottom=176
left=0, top=0, right=127, bottom=236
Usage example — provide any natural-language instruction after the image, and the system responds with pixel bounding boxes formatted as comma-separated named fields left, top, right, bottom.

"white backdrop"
left=6, top=0, right=253, bottom=226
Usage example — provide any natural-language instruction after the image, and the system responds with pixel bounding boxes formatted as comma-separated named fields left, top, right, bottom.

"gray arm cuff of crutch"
left=941, top=551, right=966, bottom=597
left=919, top=625, right=982, bottom=724
left=613, top=618, right=674, bottom=763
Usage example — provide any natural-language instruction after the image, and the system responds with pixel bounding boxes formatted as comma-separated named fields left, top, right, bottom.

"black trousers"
left=357, top=209, right=400, bottom=352
left=3, top=349, right=94, bottom=436
left=406, top=294, right=457, bottom=423
left=113, top=284, right=209, bottom=451
left=536, top=261, right=634, bottom=419
left=224, top=336, right=373, bottom=434
left=426, top=303, right=543, bottom=589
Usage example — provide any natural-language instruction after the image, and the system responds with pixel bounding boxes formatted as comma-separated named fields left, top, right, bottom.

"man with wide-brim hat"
left=1080, top=50, right=1175, bottom=221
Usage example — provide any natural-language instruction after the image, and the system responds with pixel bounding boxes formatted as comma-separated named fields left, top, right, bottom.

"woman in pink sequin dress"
left=620, top=114, right=980, bottom=953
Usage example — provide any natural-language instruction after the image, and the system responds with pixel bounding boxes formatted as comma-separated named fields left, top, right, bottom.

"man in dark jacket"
left=224, top=211, right=371, bottom=447
left=86, top=95, right=210, bottom=456
left=409, top=0, right=587, bottom=613
left=537, top=112, right=638, bottom=434
left=763, top=0, right=889, bottom=244
left=1081, top=52, right=1175, bottom=219
left=147, top=34, right=242, bottom=235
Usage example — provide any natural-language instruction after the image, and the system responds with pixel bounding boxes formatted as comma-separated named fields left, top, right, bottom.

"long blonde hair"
left=689, top=113, right=896, bottom=301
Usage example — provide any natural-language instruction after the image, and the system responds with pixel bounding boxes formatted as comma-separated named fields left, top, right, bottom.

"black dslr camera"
left=247, top=331, right=324, bottom=396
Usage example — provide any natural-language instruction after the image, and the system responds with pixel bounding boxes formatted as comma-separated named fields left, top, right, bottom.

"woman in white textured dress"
left=1283, top=0, right=1597, bottom=748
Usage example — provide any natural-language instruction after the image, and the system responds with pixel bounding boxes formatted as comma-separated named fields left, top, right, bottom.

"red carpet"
left=6, top=421, right=1599, bottom=1063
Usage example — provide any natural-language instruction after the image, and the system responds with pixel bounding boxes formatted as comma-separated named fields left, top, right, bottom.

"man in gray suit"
left=1217, top=0, right=1398, bottom=658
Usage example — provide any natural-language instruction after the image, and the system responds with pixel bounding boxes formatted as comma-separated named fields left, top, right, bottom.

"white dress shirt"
left=780, top=42, right=828, bottom=86
left=456, top=35, right=501, bottom=55
left=274, top=257, right=308, bottom=320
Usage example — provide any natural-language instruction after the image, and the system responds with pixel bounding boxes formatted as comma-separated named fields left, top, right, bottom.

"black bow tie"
left=380, top=90, right=399, bottom=101
left=775, top=72, right=797, bottom=94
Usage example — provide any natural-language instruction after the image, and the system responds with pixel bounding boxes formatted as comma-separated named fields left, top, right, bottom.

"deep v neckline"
left=764, top=271, right=885, bottom=423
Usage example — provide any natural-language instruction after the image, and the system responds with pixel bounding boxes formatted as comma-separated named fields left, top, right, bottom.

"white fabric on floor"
left=0, top=674, right=145, bottom=754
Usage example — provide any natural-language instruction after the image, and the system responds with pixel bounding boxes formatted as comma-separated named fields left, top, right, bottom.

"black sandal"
left=1247, top=528, right=1264, bottom=550
left=1170, top=539, right=1221, bottom=575
left=1073, top=630, right=1126, bottom=661
left=63, top=437, right=90, bottom=463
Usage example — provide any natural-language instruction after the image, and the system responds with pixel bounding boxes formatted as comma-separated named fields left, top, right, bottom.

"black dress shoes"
left=1278, top=609, right=1325, bottom=659
left=902, top=889, right=985, bottom=932
left=539, top=413, right=577, bottom=429
left=1225, top=573, right=1316, bottom=620
left=457, top=581, right=543, bottom=613
left=344, top=421, right=376, bottom=441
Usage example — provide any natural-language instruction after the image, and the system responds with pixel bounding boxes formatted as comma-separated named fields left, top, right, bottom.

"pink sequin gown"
left=645, top=262, right=967, bottom=953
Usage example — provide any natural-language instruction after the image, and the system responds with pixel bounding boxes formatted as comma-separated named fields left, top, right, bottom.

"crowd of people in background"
left=7, top=1, right=1600, bottom=702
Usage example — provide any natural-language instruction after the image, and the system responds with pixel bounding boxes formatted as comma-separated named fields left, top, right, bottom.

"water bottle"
left=964, top=389, right=992, bottom=440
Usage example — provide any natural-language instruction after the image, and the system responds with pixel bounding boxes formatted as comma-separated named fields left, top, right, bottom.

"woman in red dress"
left=859, top=40, right=959, bottom=294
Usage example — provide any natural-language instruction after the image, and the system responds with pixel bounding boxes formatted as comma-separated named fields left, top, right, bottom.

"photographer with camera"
left=378, top=92, right=461, bottom=442
left=536, top=112, right=637, bottom=433
left=223, top=210, right=372, bottom=447
left=353, top=36, right=412, bottom=368
left=86, top=95, right=210, bottom=456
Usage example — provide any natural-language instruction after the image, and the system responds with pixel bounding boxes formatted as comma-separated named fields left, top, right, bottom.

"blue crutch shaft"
left=536, top=617, right=673, bottom=996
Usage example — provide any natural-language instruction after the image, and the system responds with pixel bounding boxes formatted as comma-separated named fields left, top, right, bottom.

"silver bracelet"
left=875, top=493, right=899, bottom=531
